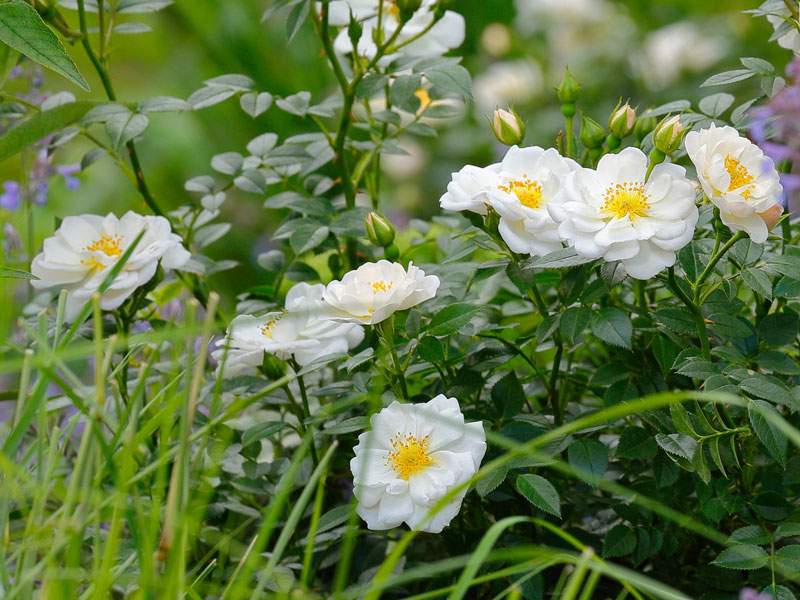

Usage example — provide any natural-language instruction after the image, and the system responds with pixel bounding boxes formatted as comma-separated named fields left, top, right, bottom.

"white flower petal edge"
left=350, top=395, right=486, bottom=533
left=550, top=147, right=699, bottom=279
left=212, top=282, right=364, bottom=377
left=331, top=0, right=465, bottom=64
left=685, top=124, right=784, bottom=244
left=322, top=260, right=439, bottom=325
left=30, top=211, right=190, bottom=322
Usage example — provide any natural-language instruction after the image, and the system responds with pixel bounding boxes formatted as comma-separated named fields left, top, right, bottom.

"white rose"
left=30, top=211, right=190, bottom=321
left=213, top=282, right=364, bottom=377
left=350, top=395, right=486, bottom=533
left=550, top=147, right=699, bottom=279
left=322, top=260, right=439, bottom=325
left=330, top=0, right=465, bottom=64
left=685, top=124, right=784, bottom=243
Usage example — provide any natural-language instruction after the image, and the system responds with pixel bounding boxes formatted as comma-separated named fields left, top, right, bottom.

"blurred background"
left=0, top=0, right=790, bottom=305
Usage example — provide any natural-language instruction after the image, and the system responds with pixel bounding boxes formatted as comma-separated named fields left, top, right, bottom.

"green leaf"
left=240, top=92, right=273, bottom=118
left=740, top=376, right=793, bottom=406
left=105, top=110, right=148, bottom=150
left=476, top=466, right=507, bottom=497
left=669, top=403, right=697, bottom=436
left=711, top=545, right=769, bottom=570
left=752, top=492, right=793, bottom=521
left=559, top=306, right=590, bottom=342
left=424, top=64, right=473, bottom=99
left=241, top=422, right=287, bottom=447
left=0, top=101, right=96, bottom=162
left=526, top=248, right=594, bottom=269
left=749, top=400, right=787, bottom=466
left=516, top=474, right=561, bottom=518
left=776, top=523, right=800, bottom=538
left=742, top=268, right=773, bottom=299
left=116, top=0, right=173, bottom=12
left=767, top=255, right=800, bottom=281
left=653, top=307, right=696, bottom=335
left=655, top=433, right=697, bottom=461
left=699, top=93, right=734, bottom=117
left=603, top=524, right=636, bottom=558
left=615, top=427, right=658, bottom=459
left=590, top=307, right=632, bottom=349
left=0, top=0, right=88, bottom=90
left=315, top=505, right=351, bottom=534
left=727, top=526, right=769, bottom=546
left=491, top=370, right=525, bottom=419
left=427, top=303, right=481, bottom=337
left=774, top=545, right=800, bottom=573
left=759, top=312, right=799, bottom=346
left=701, top=69, right=757, bottom=87
left=0, top=267, right=37, bottom=280
left=740, top=56, right=774, bottom=74
left=567, top=439, right=608, bottom=484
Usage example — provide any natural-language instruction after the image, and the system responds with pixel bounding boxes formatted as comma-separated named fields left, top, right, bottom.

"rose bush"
left=1, top=0, right=800, bottom=599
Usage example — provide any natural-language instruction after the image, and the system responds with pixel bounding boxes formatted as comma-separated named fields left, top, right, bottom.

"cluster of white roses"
left=213, top=259, right=439, bottom=374
left=441, top=124, right=784, bottom=279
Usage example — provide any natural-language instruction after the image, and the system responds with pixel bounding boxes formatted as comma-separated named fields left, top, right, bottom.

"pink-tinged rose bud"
left=758, top=203, right=784, bottom=231
left=609, top=103, right=636, bottom=139
left=653, top=115, right=684, bottom=154
left=491, top=108, right=525, bottom=146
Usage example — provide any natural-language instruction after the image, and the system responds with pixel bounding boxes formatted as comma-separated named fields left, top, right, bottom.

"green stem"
left=693, top=231, right=745, bottom=301
left=666, top=268, right=711, bottom=361
left=565, top=111, right=574, bottom=159
left=634, top=279, right=648, bottom=315
left=377, top=317, right=408, bottom=400
left=76, top=0, right=164, bottom=218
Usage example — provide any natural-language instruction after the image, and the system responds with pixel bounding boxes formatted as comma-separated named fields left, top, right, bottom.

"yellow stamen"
left=725, top=155, right=754, bottom=198
left=499, top=175, right=543, bottom=210
left=85, top=234, right=123, bottom=257
left=414, top=88, right=432, bottom=113
left=81, top=234, right=123, bottom=269
left=602, top=182, right=649, bottom=221
left=386, top=0, right=400, bottom=16
left=371, top=280, right=391, bottom=294
left=260, top=313, right=285, bottom=339
left=386, top=433, right=433, bottom=480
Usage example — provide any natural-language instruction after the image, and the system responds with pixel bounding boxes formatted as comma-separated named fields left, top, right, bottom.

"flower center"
left=371, top=280, right=392, bottom=294
left=85, top=234, right=123, bottom=257
left=725, top=155, right=754, bottom=197
left=602, top=182, right=649, bottom=221
left=260, top=314, right=284, bottom=339
left=386, top=433, right=433, bottom=480
left=499, top=176, right=543, bottom=210
left=386, top=0, right=400, bottom=16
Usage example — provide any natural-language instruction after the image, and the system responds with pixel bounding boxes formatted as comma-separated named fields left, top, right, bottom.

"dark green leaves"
left=0, top=0, right=88, bottom=90
left=0, top=101, right=96, bottom=162
left=616, top=427, right=658, bottom=459
left=567, top=439, right=608, bottom=483
left=516, top=474, right=561, bottom=518
left=491, top=370, right=525, bottom=419
left=749, top=400, right=787, bottom=466
left=590, top=307, right=632, bottom=349
left=603, top=524, right=636, bottom=558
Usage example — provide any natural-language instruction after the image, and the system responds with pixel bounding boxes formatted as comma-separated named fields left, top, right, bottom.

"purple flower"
left=56, top=164, right=81, bottom=190
left=0, top=181, right=19, bottom=210
left=739, top=588, right=774, bottom=600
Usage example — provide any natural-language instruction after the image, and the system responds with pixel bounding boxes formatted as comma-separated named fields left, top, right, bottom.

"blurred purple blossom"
left=739, top=588, right=774, bottom=600
left=749, top=56, right=800, bottom=214
left=0, top=181, right=20, bottom=210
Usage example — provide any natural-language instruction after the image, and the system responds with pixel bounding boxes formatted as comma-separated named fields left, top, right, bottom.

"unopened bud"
left=261, top=352, right=287, bottom=380
left=395, top=0, right=422, bottom=21
left=579, top=113, right=605, bottom=149
left=556, top=66, right=580, bottom=104
left=633, top=115, right=657, bottom=143
left=491, top=108, right=525, bottom=146
left=347, top=11, right=362, bottom=47
left=366, top=211, right=395, bottom=248
left=759, top=204, right=784, bottom=231
left=653, top=115, right=684, bottom=154
left=609, top=103, right=635, bottom=139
